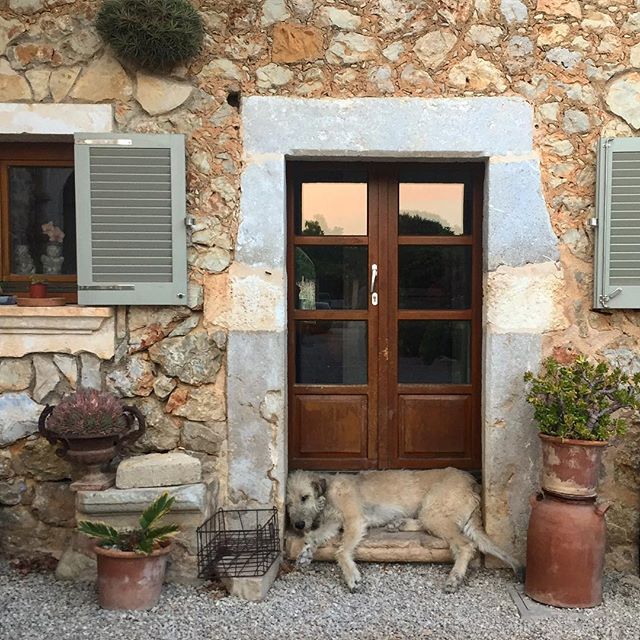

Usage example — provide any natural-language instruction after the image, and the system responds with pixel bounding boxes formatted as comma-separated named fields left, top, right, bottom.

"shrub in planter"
left=78, top=492, right=179, bottom=610
left=39, top=388, right=145, bottom=490
left=96, top=0, right=204, bottom=72
left=524, top=355, right=640, bottom=497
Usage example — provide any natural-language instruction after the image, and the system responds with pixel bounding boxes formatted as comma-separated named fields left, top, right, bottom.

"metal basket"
left=197, top=507, right=280, bottom=579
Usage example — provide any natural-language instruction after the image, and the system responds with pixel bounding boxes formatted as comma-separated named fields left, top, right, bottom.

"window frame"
left=0, top=142, right=77, bottom=302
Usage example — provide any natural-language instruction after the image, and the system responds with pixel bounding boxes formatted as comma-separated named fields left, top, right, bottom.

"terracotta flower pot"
left=539, top=434, right=607, bottom=499
left=94, top=542, right=172, bottom=610
left=29, top=282, right=48, bottom=298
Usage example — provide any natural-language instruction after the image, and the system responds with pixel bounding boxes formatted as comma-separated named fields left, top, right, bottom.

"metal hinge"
left=599, top=288, right=622, bottom=308
left=185, top=216, right=196, bottom=229
left=588, top=218, right=598, bottom=228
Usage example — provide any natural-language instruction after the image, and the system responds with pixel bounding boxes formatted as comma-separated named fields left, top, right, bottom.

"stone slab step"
left=285, top=528, right=453, bottom=563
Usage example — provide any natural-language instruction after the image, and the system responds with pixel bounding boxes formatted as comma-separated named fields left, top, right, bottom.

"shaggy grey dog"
left=286, top=468, right=522, bottom=593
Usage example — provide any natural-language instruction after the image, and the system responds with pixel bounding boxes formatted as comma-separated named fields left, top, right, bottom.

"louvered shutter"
left=594, top=137, right=640, bottom=310
left=74, top=133, right=188, bottom=306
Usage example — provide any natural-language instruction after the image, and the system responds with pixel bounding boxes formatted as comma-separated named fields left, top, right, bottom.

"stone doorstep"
left=221, top=553, right=282, bottom=602
left=76, top=481, right=217, bottom=516
left=115, top=452, right=202, bottom=490
left=285, top=528, right=454, bottom=563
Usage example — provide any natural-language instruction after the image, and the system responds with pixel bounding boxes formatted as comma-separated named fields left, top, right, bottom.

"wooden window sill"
left=0, top=305, right=115, bottom=359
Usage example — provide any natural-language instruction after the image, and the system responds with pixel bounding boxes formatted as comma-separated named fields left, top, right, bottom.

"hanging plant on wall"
left=96, top=0, right=204, bottom=72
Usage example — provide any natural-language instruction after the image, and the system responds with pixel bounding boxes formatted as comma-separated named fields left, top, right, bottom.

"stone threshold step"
left=285, top=528, right=453, bottom=563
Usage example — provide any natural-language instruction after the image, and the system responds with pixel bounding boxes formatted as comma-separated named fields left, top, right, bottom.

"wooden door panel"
left=295, top=395, right=368, bottom=456
left=398, top=394, right=471, bottom=458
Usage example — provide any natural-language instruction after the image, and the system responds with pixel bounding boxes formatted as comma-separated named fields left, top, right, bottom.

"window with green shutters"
left=74, top=133, right=188, bottom=306
left=594, top=137, right=640, bottom=310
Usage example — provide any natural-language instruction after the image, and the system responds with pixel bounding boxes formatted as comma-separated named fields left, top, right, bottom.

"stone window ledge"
left=0, top=306, right=115, bottom=359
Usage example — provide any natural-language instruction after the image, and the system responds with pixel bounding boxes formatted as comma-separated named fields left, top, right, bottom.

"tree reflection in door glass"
left=398, top=321, right=470, bottom=384
left=296, top=321, right=367, bottom=384
left=399, top=183, right=467, bottom=236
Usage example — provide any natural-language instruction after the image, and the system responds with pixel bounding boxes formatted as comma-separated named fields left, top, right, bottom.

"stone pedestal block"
left=221, top=554, right=281, bottom=601
left=115, top=452, right=202, bottom=489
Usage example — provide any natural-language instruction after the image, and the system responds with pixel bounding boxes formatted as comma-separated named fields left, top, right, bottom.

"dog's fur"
left=286, top=468, right=522, bottom=592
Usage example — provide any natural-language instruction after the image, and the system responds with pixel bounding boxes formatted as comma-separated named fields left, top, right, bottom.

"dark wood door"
left=288, top=162, right=483, bottom=471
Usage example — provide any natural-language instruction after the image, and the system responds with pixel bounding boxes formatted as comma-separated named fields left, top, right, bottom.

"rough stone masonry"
left=0, top=0, right=639, bottom=578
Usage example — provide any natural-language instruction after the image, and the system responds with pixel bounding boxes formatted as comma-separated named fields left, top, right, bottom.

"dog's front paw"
left=345, top=567, right=363, bottom=592
left=443, top=574, right=463, bottom=593
left=296, top=545, right=314, bottom=567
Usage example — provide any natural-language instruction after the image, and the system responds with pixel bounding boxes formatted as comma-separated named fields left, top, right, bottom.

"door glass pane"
left=399, top=183, right=467, bottom=236
left=398, top=321, right=470, bottom=384
left=295, top=246, right=367, bottom=310
left=296, top=321, right=367, bottom=384
left=299, top=183, right=367, bottom=236
left=9, top=166, right=76, bottom=275
left=399, top=246, right=472, bottom=310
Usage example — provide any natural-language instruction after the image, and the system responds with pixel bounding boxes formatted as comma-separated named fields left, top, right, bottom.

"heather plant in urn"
left=524, top=356, right=640, bottom=498
left=39, top=388, right=145, bottom=491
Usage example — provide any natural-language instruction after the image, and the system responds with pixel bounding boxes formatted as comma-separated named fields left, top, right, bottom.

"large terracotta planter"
left=539, top=434, right=607, bottom=499
left=94, top=542, right=171, bottom=610
left=525, top=493, right=609, bottom=608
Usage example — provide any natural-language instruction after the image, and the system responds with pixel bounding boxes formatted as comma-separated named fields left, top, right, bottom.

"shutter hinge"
left=599, top=288, right=622, bottom=308
left=76, top=139, right=133, bottom=146
left=78, top=285, right=136, bottom=291
left=588, top=218, right=598, bottom=227
left=185, top=216, right=196, bottom=229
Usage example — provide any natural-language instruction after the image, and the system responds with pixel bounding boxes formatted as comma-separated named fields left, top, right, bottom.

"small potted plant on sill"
left=78, top=492, right=179, bottom=610
left=38, top=388, right=145, bottom=491
left=29, top=276, right=48, bottom=298
left=524, top=355, right=640, bottom=498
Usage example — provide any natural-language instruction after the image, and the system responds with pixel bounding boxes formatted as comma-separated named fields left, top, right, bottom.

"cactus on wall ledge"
left=96, top=0, right=204, bottom=72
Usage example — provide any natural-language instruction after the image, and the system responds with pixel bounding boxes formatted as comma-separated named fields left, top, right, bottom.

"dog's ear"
left=312, top=477, right=327, bottom=498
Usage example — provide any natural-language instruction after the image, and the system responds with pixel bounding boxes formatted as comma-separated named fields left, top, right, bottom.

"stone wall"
left=0, top=0, right=639, bottom=573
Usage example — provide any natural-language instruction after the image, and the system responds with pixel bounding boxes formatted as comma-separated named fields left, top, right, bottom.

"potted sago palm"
left=38, top=388, right=145, bottom=490
left=524, top=355, right=640, bottom=498
left=78, top=492, right=179, bottom=610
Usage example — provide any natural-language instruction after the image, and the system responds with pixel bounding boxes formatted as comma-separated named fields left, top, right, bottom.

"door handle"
left=371, top=263, right=378, bottom=306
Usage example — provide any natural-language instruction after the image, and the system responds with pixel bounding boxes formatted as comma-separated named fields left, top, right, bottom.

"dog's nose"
left=294, top=521, right=305, bottom=530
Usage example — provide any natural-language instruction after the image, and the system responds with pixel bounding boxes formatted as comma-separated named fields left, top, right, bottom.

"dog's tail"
left=462, top=519, right=523, bottom=578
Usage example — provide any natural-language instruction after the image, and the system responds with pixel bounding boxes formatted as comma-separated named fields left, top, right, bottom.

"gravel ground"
left=1, top=559, right=639, bottom=640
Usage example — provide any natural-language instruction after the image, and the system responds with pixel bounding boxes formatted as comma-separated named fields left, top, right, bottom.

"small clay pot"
left=29, top=282, right=48, bottom=298
left=94, top=542, right=172, bottom=610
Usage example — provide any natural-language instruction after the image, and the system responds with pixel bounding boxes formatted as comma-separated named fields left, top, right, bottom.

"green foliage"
left=46, top=388, right=127, bottom=437
left=78, top=492, right=179, bottom=555
left=524, top=356, right=640, bottom=441
left=96, top=0, right=204, bottom=72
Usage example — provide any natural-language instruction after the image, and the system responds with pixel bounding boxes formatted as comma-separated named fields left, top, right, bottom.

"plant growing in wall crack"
left=96, top=0, right=204, bottom=72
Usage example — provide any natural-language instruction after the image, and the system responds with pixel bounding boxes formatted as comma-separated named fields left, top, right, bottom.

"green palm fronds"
left=77, top=492, right=179, bottom=555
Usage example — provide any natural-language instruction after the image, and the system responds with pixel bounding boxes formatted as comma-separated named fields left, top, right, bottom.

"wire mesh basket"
left=197, top=507, right=280, bottom=579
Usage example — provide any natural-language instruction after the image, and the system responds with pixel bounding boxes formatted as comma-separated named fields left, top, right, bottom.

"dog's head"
left=286, top=470, right=328, bottom=533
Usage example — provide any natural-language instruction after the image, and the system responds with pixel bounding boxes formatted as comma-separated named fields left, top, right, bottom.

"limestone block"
left=8, top=0, right=44, bottom=14
left=70, top=53, right=131, bottom=102
left=116, top=452, right=202, bottom=489
left=272, top=22, right=323, bottom=63
left=486, top=158, right=559, bottom=270
left=0, top=392, right=43, bottom=446
left=79, top=353, right=102, bottom=390
left=221, top=555, right=281, bottom=602
left=486, top=263, right=569, bottom=334
left=135, top=72, right=192, bottom=116
left=606, top=73, right=640, bottom=130
left=200, top=58, right=245, bottom=82
left=127, top=396, right=181, bottom=452
left=25, top=68, right=50, bottom=101
left=536, top=0, right=582, bottom=18
left=153, top=374, right=177, bottom=399
left=32, top=354, right=61, bottom=403
left=55, top=547, right=96, bottom=582
left=14, top=437, right=72, bottom=481
left=468, top=26, right=503, bottom=48
left=0, top=58, right=31, bottom=100
left=0, top=17, right=26, bottom=53
left=319, top=7, right=361, bottom=30
left=0, top=450, right=14, bottom=479
left=500, top=0, right=528, bottom=23
left=413, top=30, right=457, bottom=69
left=53, top=354, right=77, bottom=388
left=448, top=52, right=507, bottom=92
left=0, top=478, right=27, bottom=506
left=256, top=63, right=293, bottom=89
left=242, top=97, right=534, bottom=157
left=167, top=383, right=226, bottom=423
left=261, top=0, right=290, bottom=26
left=77, top=482, right=213, bottom=515
left=49, top=66, right=81, bottom=102
left=149, top=332, right=221, bottom=385
left=326, top=33, right=379, bottom=65
left=33, top=481, right=75, bottom=526
left=105, top=355, right=155, bottom=397
left=181, top=421, right=225, bottom=455
left=0, top=103, right=112, bottom=136
left=0, top=358, right=31, bottom=392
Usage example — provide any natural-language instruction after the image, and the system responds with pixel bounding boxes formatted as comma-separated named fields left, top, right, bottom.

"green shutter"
left=594, top=137, right=640, bottom=310
left=74, top=133, right=188, bottom=306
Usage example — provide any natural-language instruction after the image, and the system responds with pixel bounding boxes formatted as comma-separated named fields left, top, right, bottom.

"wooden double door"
left=288, top=162, right=483, bottom=471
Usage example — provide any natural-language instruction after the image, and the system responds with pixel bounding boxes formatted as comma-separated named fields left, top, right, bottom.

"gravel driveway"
left=1, top=559, right=639, bottom=640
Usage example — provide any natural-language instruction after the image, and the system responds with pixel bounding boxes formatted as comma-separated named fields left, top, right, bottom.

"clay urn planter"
left=78, top=492, right=179, bottom=610
left=39, top=388, right=145, bottom=491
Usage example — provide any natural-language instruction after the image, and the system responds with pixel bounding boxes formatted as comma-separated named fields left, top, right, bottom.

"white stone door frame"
left=230, top=97, right=560, bottom=559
